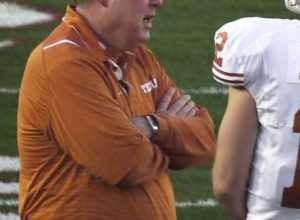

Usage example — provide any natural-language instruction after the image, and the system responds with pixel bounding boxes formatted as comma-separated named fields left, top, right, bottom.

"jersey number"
left=214, top=32, right=228, bottom=67
left=282, top=110, right=300, bottom=208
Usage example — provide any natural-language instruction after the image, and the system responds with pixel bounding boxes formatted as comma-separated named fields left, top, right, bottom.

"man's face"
left=107, top=0, right=163, bottom=50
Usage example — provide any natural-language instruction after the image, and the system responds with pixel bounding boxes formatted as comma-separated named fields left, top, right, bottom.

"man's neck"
left=76, top=5, right=125, bottom=58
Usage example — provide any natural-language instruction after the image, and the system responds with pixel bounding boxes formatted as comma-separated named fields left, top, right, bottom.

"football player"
left=212, top=0, right=300, bottom=219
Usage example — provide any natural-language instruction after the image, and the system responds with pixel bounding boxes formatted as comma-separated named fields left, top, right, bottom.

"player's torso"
left=246, top=18, right=300, bottom=209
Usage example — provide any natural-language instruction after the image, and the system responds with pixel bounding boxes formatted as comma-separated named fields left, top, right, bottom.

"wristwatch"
left=144, top=115, right=159, bottom=136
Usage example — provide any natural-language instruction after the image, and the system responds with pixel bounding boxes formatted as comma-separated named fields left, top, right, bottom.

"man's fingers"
left=157, top=89, right=196, bottom=117
left=177, top=101, right=196, bottom=117
left=157, top=87, right=176, bottom=112
left=186, top=107, right=197, bottom=117
left=168, top=94, right=191, bottom=114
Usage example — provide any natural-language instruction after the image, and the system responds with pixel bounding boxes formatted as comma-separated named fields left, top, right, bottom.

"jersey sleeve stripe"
left=212, top=66, right=244, bottom=81
left=213, top=71, right=244, bottom=86
left=212, top=63, right=243, bottom=77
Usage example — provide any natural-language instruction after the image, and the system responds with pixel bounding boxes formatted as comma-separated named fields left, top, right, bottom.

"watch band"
left=144, top=115, right=159, bottom=135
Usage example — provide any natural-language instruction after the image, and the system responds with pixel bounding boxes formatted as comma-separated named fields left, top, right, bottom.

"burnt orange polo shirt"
left=17, top=6, right=215, bottom=220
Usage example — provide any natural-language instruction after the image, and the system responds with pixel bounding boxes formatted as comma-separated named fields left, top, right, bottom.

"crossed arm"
left=48, top=54, right=215, bottom=187
left=212, top=87, right=258, bottom=220
left=131, top=84, right=216, bottom=170
left=130, top=87, right=196, bottom=138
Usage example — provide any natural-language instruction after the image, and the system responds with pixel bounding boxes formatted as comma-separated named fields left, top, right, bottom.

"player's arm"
left=212, top=87, right=258, bottom=220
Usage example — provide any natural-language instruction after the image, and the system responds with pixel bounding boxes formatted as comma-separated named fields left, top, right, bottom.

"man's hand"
left=130, top=117, right=153, bottom=138
left=157, top=87, right=196, bottom=117
left=130, top=87, right=196, bottom=138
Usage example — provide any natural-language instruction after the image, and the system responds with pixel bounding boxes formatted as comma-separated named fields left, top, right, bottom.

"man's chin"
left=125, top=34, right=151, bottom=50
left=139, top=33, right=151, bottom=43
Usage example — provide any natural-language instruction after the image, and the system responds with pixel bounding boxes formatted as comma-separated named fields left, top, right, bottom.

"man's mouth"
left=143, top=15, right=154, bottom=25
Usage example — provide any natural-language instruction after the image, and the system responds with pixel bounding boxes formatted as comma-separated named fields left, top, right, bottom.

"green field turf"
left=0, top=0, right=298, bottom=219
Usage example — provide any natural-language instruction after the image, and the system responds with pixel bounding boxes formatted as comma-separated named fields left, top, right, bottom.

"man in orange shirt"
left=17, top=0, right=216, bottom=219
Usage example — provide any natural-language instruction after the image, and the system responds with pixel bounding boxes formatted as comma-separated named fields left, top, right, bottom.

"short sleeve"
left=212, top=18, right=264, bottom=89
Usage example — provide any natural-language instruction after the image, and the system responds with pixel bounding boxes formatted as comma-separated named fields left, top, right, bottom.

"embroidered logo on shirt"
left=141, top=78, right=158, bottom=94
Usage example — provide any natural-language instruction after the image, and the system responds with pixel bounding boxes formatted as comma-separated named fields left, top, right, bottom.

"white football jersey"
left=213, top=17, right=300, bottom=212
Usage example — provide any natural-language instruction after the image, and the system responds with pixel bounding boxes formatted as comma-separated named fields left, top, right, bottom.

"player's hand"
left=157, top=87, right=196, bottom=117
left=130, top=116, right=153, bottom=138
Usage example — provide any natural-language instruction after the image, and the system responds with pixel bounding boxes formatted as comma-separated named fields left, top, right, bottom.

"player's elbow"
left=212, top=171, right=240, bottom=207
left=213, top=179, right=246, bottom=220
left=213, top=181, right=237, bottom=206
